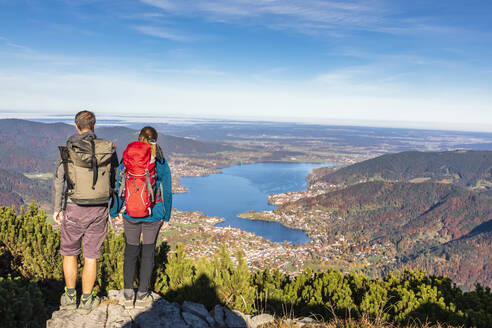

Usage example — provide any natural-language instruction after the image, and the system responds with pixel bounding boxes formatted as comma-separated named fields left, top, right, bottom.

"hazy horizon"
left=0, top=110, right=491, bottom=134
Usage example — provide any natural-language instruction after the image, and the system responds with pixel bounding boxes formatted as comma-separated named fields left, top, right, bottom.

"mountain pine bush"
left=0, top=275, right=46, bottom=328
left=0, top=203, right=491, bottom=327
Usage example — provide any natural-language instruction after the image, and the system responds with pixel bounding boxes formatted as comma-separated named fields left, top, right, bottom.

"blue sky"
left=0, top=0, right=491, bottom=130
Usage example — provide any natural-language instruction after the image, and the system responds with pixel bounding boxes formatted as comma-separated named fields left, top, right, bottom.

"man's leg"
left=77, top=206, right=108, bottom=314
left=63, top=255, right=78, bottom=289
left=81, top=258, right=98, bottom=295
left=59, top=205, right=84, bottom=310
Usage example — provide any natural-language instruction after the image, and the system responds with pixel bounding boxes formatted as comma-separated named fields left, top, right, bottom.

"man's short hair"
left=75, top=110, right=96, bottom=131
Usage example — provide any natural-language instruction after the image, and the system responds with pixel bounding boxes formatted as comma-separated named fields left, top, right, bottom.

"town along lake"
left=173, top=162, right=334, bottom=245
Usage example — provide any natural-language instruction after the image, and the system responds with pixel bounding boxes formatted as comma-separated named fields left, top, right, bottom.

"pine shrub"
left=0, top=203, right=491, bottom=327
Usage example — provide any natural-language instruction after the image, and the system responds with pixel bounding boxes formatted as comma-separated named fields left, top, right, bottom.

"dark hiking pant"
left=123, top=219, right=162, bottom=294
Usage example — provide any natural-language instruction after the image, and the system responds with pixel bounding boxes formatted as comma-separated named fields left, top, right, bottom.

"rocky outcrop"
left=47, top=290, right=313, bottom=328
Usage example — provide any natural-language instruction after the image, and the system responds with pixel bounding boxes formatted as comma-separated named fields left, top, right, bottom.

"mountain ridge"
left=277, top=180, right=492, bottom=288
left=310, top=150, right=492, bottom=194
left=0, top=118, right=236, bottom=173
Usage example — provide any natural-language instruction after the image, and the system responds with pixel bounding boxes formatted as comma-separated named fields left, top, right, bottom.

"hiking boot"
left=60, top=287, right=77, bottom=310
left=134, top=293, right=153, bottom=310
left=123, top=289, right=134, bottom=310
left=77, top=294, right=100, bottom=315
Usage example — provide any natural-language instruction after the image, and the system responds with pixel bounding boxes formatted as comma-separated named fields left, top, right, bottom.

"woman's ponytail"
left=138, top=126, right=158, bottom=158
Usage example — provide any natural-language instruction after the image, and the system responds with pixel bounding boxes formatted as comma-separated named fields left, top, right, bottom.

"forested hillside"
left=0, top=119, right=235, bottom=173
left=0, top=168, right=51, bottom=209
left=311, top=150, right=492, bottom=194
left=403, top=229, right=492, bottom=289
left=278, top=181, right=492, bottom=288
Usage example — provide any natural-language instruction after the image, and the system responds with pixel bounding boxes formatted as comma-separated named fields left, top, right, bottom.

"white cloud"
left=137, top=0, right=472, bottom=39
left=139, top=0, right=386, bottom=33
left=133, top=25, right=191, bottom=41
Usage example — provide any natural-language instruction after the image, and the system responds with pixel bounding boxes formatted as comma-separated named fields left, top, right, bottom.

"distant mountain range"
left=0, top=119, right=235, bottom=173
left=311, top=150, right=492, bottom=195
left=0, top=118, right=236, bottom=209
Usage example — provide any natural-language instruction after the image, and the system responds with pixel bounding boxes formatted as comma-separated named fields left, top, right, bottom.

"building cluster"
left=158, top=207, right=395, bottom=276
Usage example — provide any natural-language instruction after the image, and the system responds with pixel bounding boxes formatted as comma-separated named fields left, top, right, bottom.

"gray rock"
left=182, top=310, right=212, bottom=328
left=47, top=304, right=108, bottom=328
left=107, top=289, right=127, bottom=305
left=182, top=301, right=215, bottom=327
left=299, top=317, right=315, bottom=323
left=211, top=304, right=226, bottom=328
left=132, top=299, right=188, bottom=328
left=106, top=304, right=133, bottom=327
left=250, top=313, right=274, bottom=328
left=224, top=308, right=249, bottom=328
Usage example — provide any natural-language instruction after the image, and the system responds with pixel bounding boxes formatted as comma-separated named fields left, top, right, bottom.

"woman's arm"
left=109, top=163, right=125, bottom=218
left=157, top=159, right=173, bottom=221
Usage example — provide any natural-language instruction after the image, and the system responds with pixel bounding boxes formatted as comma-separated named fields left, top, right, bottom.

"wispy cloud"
left=0, top=36, right=31, bottom=52
left=138, top=0, right=467, bottom=38
left=140, top=0, right=381, bottom=22
left=133, top=25, right=192, bottom=41
left=120, top=12, right=165, bottom=20
left=151, top=67, right=225, bottom=76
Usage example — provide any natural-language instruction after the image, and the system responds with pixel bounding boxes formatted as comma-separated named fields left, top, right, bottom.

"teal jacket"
left=110, top=156, right=172, bottom=222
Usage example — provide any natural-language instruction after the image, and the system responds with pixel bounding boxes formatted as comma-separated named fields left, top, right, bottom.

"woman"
left=110, top=126, right=172, bottom=309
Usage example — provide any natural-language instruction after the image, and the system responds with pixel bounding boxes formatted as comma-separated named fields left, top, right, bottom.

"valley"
left=1, top=118, right=492, bottom=289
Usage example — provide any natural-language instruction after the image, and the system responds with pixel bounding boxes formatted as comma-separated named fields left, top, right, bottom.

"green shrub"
left=0, top=276, right=46, bottom=328
left=0, top=203, right=491, bottom=328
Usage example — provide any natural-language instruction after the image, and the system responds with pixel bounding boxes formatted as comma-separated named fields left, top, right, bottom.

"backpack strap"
left=145, top=169, right=155, bottom=202
left=117, top=166, right=126, bottom=199
left=90, top=139, right=98, bottom=189
left=58, top=145, right=73, bottom=211
left=58, top=145, right=73, bottom=188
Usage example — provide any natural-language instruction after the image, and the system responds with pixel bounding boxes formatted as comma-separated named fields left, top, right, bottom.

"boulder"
left=182, top=301, right=215, bottom=327
left=105, top=304, right=133, bottom=328
left=224, top=308, right=250, bottom=328
left=47, top=304, right=116, bottom=328
left=132, top=298, right=188, bottom=328
left=182, top=311, right=212, bottom=328
left=211, top=304, right=227, bottom=328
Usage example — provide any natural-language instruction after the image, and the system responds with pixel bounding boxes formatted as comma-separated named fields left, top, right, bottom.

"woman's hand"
left=161, top=221, right=169, bottom=230
left=113, top=214, right=123, bottom=225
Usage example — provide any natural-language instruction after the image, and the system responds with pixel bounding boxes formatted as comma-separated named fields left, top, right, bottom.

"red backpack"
left=121, top=141, right=156, bottom=217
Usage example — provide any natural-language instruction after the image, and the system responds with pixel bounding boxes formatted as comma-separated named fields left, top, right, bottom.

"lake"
left=173, top=162, right=333, bottom=244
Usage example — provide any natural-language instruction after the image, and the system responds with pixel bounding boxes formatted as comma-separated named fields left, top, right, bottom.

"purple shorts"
left=60, top=203, right=108, bottom=259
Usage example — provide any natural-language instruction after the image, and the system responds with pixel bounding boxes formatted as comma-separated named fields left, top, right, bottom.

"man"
left=53, top=110, right=118, bottom=314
